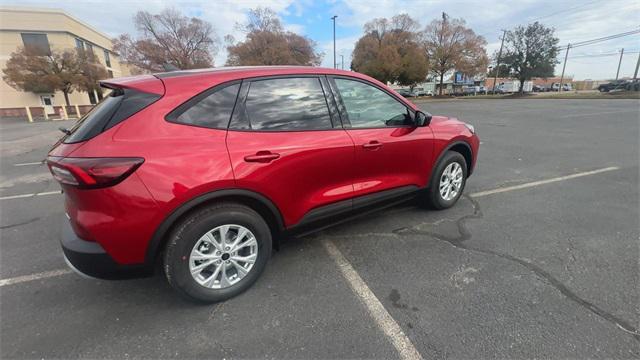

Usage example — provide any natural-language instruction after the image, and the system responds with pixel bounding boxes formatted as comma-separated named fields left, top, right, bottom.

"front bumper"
left=61, top=218, right=149, bottom=280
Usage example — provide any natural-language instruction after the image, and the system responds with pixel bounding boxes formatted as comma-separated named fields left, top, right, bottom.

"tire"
left=422, top=151, right=468, bottom=210
left=164, top=202, right=272, bottom=303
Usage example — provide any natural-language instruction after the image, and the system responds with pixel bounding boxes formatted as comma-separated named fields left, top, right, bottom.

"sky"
left=2, top=0, right=639, bottom=80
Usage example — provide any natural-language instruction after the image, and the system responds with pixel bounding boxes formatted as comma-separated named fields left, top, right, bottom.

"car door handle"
left=362, top=141, right=383, bottom=150
left=244, top=151, right=280, bottom=163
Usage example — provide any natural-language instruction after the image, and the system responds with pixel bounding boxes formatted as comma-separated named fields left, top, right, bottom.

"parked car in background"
left=397, top=88, right=418, bottom=97
left=598, top=80, right=628, bottom=92
left=624, top=79, right=640, bottom=91
left=533, top=84, right=549, bottom=92
left=461, top=85, right=486, bottom=96
left=47, top=66, right=480, bottom=303
left=551, top=83, right=573, bottom=91
left=414, top=88, right=433, bottom=97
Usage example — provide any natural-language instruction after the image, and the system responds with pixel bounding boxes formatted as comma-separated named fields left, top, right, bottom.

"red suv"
left=47, top=67, right=479, bottom=302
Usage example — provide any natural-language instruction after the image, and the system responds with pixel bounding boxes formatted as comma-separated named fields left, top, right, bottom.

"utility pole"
left=633, top=51, right=640, bottom=80
left=492, top=29, right=506, bottom=94
left=331, top=15, right=338, bottom=69
left=558, top=44, right=570, bottom=92
left=340, top=55, right=344, bottom=70
left=616, top=48, right=624, bottom=80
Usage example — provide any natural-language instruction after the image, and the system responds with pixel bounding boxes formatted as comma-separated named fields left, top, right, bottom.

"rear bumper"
left=61, top=217, right=149, bottom=280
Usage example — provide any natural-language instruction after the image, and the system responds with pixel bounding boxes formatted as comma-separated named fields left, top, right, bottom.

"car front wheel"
left=164, top=202, right=272, bottom=303
left=423, top=151, right=468, bottom=210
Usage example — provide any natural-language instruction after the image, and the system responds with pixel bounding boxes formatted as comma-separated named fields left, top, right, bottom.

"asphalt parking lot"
left=1, top=99, right=638, bottom=359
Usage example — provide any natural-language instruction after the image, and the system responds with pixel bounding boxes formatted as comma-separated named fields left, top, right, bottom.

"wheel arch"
left=429, top=140, right=474, bottom=187
left=145, top=189, right=285, bottom=271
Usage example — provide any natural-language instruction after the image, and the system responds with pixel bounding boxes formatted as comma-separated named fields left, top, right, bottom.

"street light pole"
left=633, top=51, right=640, bottom=80
left=331, top=15, right=337, bottom=69
left=492, top=29, right=506, bottom=94
left=340, top=55, right=344, bottom=70
left=616, top=48, right=624, bottom=80
left=558, top=44, right=570, bottom=92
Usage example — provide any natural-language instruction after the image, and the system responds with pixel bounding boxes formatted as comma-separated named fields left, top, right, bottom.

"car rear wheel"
left=423, top=151, right=468, bottom=210
left=164, top=202, right=272, bottom=303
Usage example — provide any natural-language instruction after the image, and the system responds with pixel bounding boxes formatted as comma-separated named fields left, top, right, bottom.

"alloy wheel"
left=439, top=162, right=463, bottom=201
left=189, top=224, right=258, bottom=289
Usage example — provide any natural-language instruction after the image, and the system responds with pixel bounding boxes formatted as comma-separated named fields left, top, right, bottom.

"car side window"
left=171, top=83, right=240, bottom=128
left=243, top=77, right=333, bottom=131
left=334, top=78, right=411, bottom=128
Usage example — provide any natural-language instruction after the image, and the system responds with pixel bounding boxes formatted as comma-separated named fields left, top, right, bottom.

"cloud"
left=284, top=23, right=306, bottom=34
left=2, top=0, right=638, bottom=78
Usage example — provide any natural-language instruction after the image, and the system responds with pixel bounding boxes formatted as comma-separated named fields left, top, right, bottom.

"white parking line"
left=0, top=269, right=71, bottom=287
left=13, top=161, right=44, bottom=167
left=560, top=110, right=637, bottom=118
left=322, top=239, right=423, bottom=360
left=470, top=166, right=620, bottom=198
left=0, top=190, right=62, bottom=201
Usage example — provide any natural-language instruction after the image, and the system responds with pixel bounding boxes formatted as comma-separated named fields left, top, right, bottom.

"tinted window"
left=334, top=78, right=411, bottom=128
left=66, top=91, right=122, bottom=143
left=21, top=33, right=50, bottom=55
left=172, top=83, right=240, bottom=128
left=244, top=78, right=332, bottom=131
left=65, top=89, right=160, bottom=143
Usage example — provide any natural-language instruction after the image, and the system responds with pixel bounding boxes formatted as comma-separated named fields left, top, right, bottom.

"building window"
left=75, top=38, right=84, bottom=51
left=85, top=43, right=93, bottom=54
left=107, top=70, right=113, bottom=78
left=21, top=33, right=51, bottom=55
left=88, top=91, right=97, bottom=105
left=104, top=50, right=111, bottom=68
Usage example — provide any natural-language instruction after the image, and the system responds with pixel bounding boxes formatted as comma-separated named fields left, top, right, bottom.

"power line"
left=478, top=0, right=603, bottom=38
left=567, top=51, right=640, bottom=59
left=527, top=0, right=602, bottom=23
left=557, top=28, right=640, bottom=50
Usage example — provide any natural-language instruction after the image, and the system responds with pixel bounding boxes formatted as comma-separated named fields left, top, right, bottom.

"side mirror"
left=415, top=111, right=432, bottom=127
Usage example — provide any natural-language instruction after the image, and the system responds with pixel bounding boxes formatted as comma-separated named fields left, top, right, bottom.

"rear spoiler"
left=99, top=74, right=165, bottom=96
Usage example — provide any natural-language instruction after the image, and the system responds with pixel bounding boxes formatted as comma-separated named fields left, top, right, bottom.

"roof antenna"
left=162, top=63, right=180, bottom=72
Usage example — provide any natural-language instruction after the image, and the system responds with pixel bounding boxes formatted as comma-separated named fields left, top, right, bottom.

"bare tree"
left=352, top=14, right=428, bottom=87
left=226, top=7, right=321, bottom=66
left=237, top=7, right=283, bottom=33
left=422, top=13, right=488, bottom=95
left=113, top=8, right=218, bottom=72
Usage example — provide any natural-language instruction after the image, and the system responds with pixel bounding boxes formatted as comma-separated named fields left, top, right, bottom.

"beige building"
left=0, top=7, right=128, bottom=117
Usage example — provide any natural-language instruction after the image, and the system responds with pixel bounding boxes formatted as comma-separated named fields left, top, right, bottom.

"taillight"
left=46, top=157, right=144, bottom=189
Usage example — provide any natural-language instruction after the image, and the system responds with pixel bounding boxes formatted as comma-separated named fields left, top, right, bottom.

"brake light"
left=47, top=157, right=144, bottom=189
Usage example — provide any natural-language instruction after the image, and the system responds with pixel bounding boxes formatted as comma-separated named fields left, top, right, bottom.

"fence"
left=0, top=105, right=93, bottom=123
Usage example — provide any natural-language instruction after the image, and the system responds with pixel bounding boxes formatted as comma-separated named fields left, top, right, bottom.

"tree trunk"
left=62, top=90, right=71, bottom=106
left=519, top=78, right=525, bottom=94
left=439, top=73, right=444, bottom=95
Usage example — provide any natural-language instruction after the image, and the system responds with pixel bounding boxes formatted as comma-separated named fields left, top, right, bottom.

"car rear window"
left=64, top=88, right=161, bottom=144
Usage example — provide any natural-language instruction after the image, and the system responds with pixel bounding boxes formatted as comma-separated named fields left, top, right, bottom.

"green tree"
left=499, top=22, right=559, bottom=93
left=351, top=14, right=428, bottom=87
left=76, top=50, right=109, bottom=99
left=2, top=47, right=85, bottom=106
